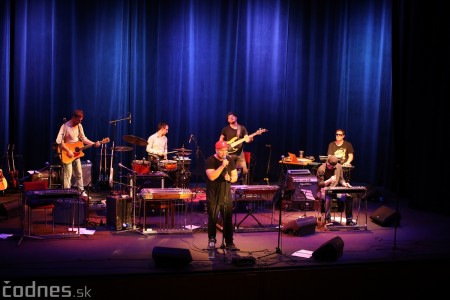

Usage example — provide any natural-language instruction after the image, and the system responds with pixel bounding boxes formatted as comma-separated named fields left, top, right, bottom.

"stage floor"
left=1, top=185, right=450, bottom=298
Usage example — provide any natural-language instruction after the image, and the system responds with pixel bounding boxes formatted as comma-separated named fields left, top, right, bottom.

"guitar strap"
left=236, top=125, right=241, bottom=139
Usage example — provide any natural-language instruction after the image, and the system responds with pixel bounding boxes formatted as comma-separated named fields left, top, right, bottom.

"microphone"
left=128, top=112, right=132, bottom=124
left=63, top=118, right=66, bottom=122
left=265, top=144, right=271, bottom=148
left=118, top=162, right=135, bottom=173
left=189, top=134, right=194, bottom=143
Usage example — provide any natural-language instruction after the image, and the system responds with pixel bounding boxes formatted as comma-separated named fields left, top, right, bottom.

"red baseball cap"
left=215, top=141, right=228, bottom=149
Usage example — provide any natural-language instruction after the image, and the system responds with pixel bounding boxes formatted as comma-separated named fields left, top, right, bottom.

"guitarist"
left=219, top=112, right=253, bottom=185
left=55, top=109, right=100, bottom=197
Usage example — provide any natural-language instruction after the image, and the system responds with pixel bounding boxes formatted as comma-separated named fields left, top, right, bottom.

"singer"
left=205, top=141, right=238, bottom=252
left=55, top=109, right=100, bottom=198
left=146, top=122, right=169, bottom=171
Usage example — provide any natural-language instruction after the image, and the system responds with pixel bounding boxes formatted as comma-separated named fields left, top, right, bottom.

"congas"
left=159, top=160, right=177, bottom=172
left=132, top=160, right=151, bottom=175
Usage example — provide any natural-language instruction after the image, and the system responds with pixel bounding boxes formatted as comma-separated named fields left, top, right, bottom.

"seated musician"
left=146, top=122, right=169, bottom=171
left=316, top=155, right=356, bottom=226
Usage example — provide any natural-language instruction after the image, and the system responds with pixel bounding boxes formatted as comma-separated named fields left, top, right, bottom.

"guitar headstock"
left=256, top=128, right=268, bottom=135
left=101, top=137, right=110, bottom=144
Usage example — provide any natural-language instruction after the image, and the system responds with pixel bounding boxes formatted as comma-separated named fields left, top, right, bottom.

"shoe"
left=226, top=243, right=239, bottom=251
left=346, top=220, right=356, bottom=226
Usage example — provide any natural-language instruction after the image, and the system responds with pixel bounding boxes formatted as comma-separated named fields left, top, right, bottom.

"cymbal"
left=173, top=147, right=192, bottom=152
left=111, top=146, right=133, bottom=152
left=123, top=135, right=148, bottom=146
left=176, top=152, right=191, bottom=156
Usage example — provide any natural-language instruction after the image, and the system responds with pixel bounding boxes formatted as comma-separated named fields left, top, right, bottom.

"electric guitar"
left=0, top=169, right=7, bottom=191
left=227, top=128, right=268, bottom=154
left=60, top=138, right=110, bottom=164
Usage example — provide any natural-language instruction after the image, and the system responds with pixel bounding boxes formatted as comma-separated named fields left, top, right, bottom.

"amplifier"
left=130, top=172, right=165, bottom=188
left=106, top=195, right=132, bottom=230
left=71, top=160, right=92, bottom=187
left=54, top=198, right=86, bottom=225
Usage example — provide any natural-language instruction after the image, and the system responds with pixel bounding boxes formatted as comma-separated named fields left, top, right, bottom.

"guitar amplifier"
left=71, top=160, right=92, bottom=187
left=106, top=195, right=132, bottom=230
left=54, top=198, right=86, bottom=225
left=130, top=172, right=166, bottom=189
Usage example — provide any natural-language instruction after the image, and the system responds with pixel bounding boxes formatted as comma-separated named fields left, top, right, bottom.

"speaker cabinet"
left=54, top=198, right=86, bottom=225
left=131, top=173, right=165, bottom=189
left=370, top=205, right=400, bottom=227
left=152, top=247, right=193, bottom=267
left=106, top=195, right=132, bottom=230
left=71, top=161, right=92, bottom=187
left=282, top=216, right=317, bottom=236
left=0, top=199, right=21, bottom=219
left=312, top=236, right=344, bottom=261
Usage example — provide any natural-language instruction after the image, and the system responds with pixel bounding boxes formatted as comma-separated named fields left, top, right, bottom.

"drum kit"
left=119, top=135, right=192, bottom=188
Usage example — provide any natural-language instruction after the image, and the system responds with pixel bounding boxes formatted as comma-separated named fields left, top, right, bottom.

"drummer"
left=146, top=122, right=169, bottom=171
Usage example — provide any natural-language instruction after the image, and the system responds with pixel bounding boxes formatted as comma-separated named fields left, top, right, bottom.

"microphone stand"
left=108, top=115, right=128, bottom=191
left=117, top=163, right=142, bottom=234
left=259, top=161, right=294, bottom=260
left=262, top=145, right=272, bottom=185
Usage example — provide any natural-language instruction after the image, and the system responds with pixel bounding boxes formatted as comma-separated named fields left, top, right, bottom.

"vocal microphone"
left=128, top=112, right=132, bottom=124
left=188, top=134, right=194, bottom=143
left=63, top=118, right=66, bottom=122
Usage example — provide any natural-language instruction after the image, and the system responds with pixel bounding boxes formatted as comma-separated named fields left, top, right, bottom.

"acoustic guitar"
left=227, top=128, right=268, bottom=154
left=60, top=138, right=109, bottom=164
left=0, top=169, right=7, bottom=191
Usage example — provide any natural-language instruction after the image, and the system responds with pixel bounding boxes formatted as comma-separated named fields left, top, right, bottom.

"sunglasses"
left=336, top=133, right=343, bottom=136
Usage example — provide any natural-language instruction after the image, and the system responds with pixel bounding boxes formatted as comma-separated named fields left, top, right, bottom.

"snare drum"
left=132, top=160, right=151, bottom=175
left=159, top=160, right=177, bottom=172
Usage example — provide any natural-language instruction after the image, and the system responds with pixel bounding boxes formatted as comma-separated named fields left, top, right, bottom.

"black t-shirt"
left=204, top=155, right=236, bottom=205
left=220, top=125, right=249, bottom=155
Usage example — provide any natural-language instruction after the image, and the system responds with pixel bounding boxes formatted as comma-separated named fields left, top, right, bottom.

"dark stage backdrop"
left=2, top=1, right=393, bottom=195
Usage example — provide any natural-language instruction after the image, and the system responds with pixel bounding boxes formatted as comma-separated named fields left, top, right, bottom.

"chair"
left=23, top=181, right=54, bottom=234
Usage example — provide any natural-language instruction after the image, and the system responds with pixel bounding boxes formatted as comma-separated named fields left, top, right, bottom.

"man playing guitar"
left=55, top=109, right=101, bottom=198
left=219, top=112, right=254, bottom=185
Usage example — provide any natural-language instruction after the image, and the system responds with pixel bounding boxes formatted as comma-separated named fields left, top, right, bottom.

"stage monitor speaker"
left=370, top=205, right=400, bottom=227
left=106, top=195, right=132, bottom=230
left=71, top=161, right=92, bottom=187
left=282, top=216, right=317, bottom=236
left=152, top=246, right=193, bottom=267
left=0, top=199, right=21, bottom=219
left=312, top=236, right=344, bottom=261
left=54, top=198, right=86, bottom=225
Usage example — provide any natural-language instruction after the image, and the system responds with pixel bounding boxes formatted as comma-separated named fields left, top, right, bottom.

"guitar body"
left=60, top=138, right=110, bottom=164
left=0, top=169, right=7, bottom=191
left=61, top=141, right=85, bottom=164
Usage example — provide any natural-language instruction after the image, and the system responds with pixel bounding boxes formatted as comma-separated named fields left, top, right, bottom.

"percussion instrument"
left=132, top=159, right=151, bottom=175
left=111, top=146, right=133, bottom=152
left=123, top=135, right=148, bottom=146
left=159, top=160, right=177, bottom=172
